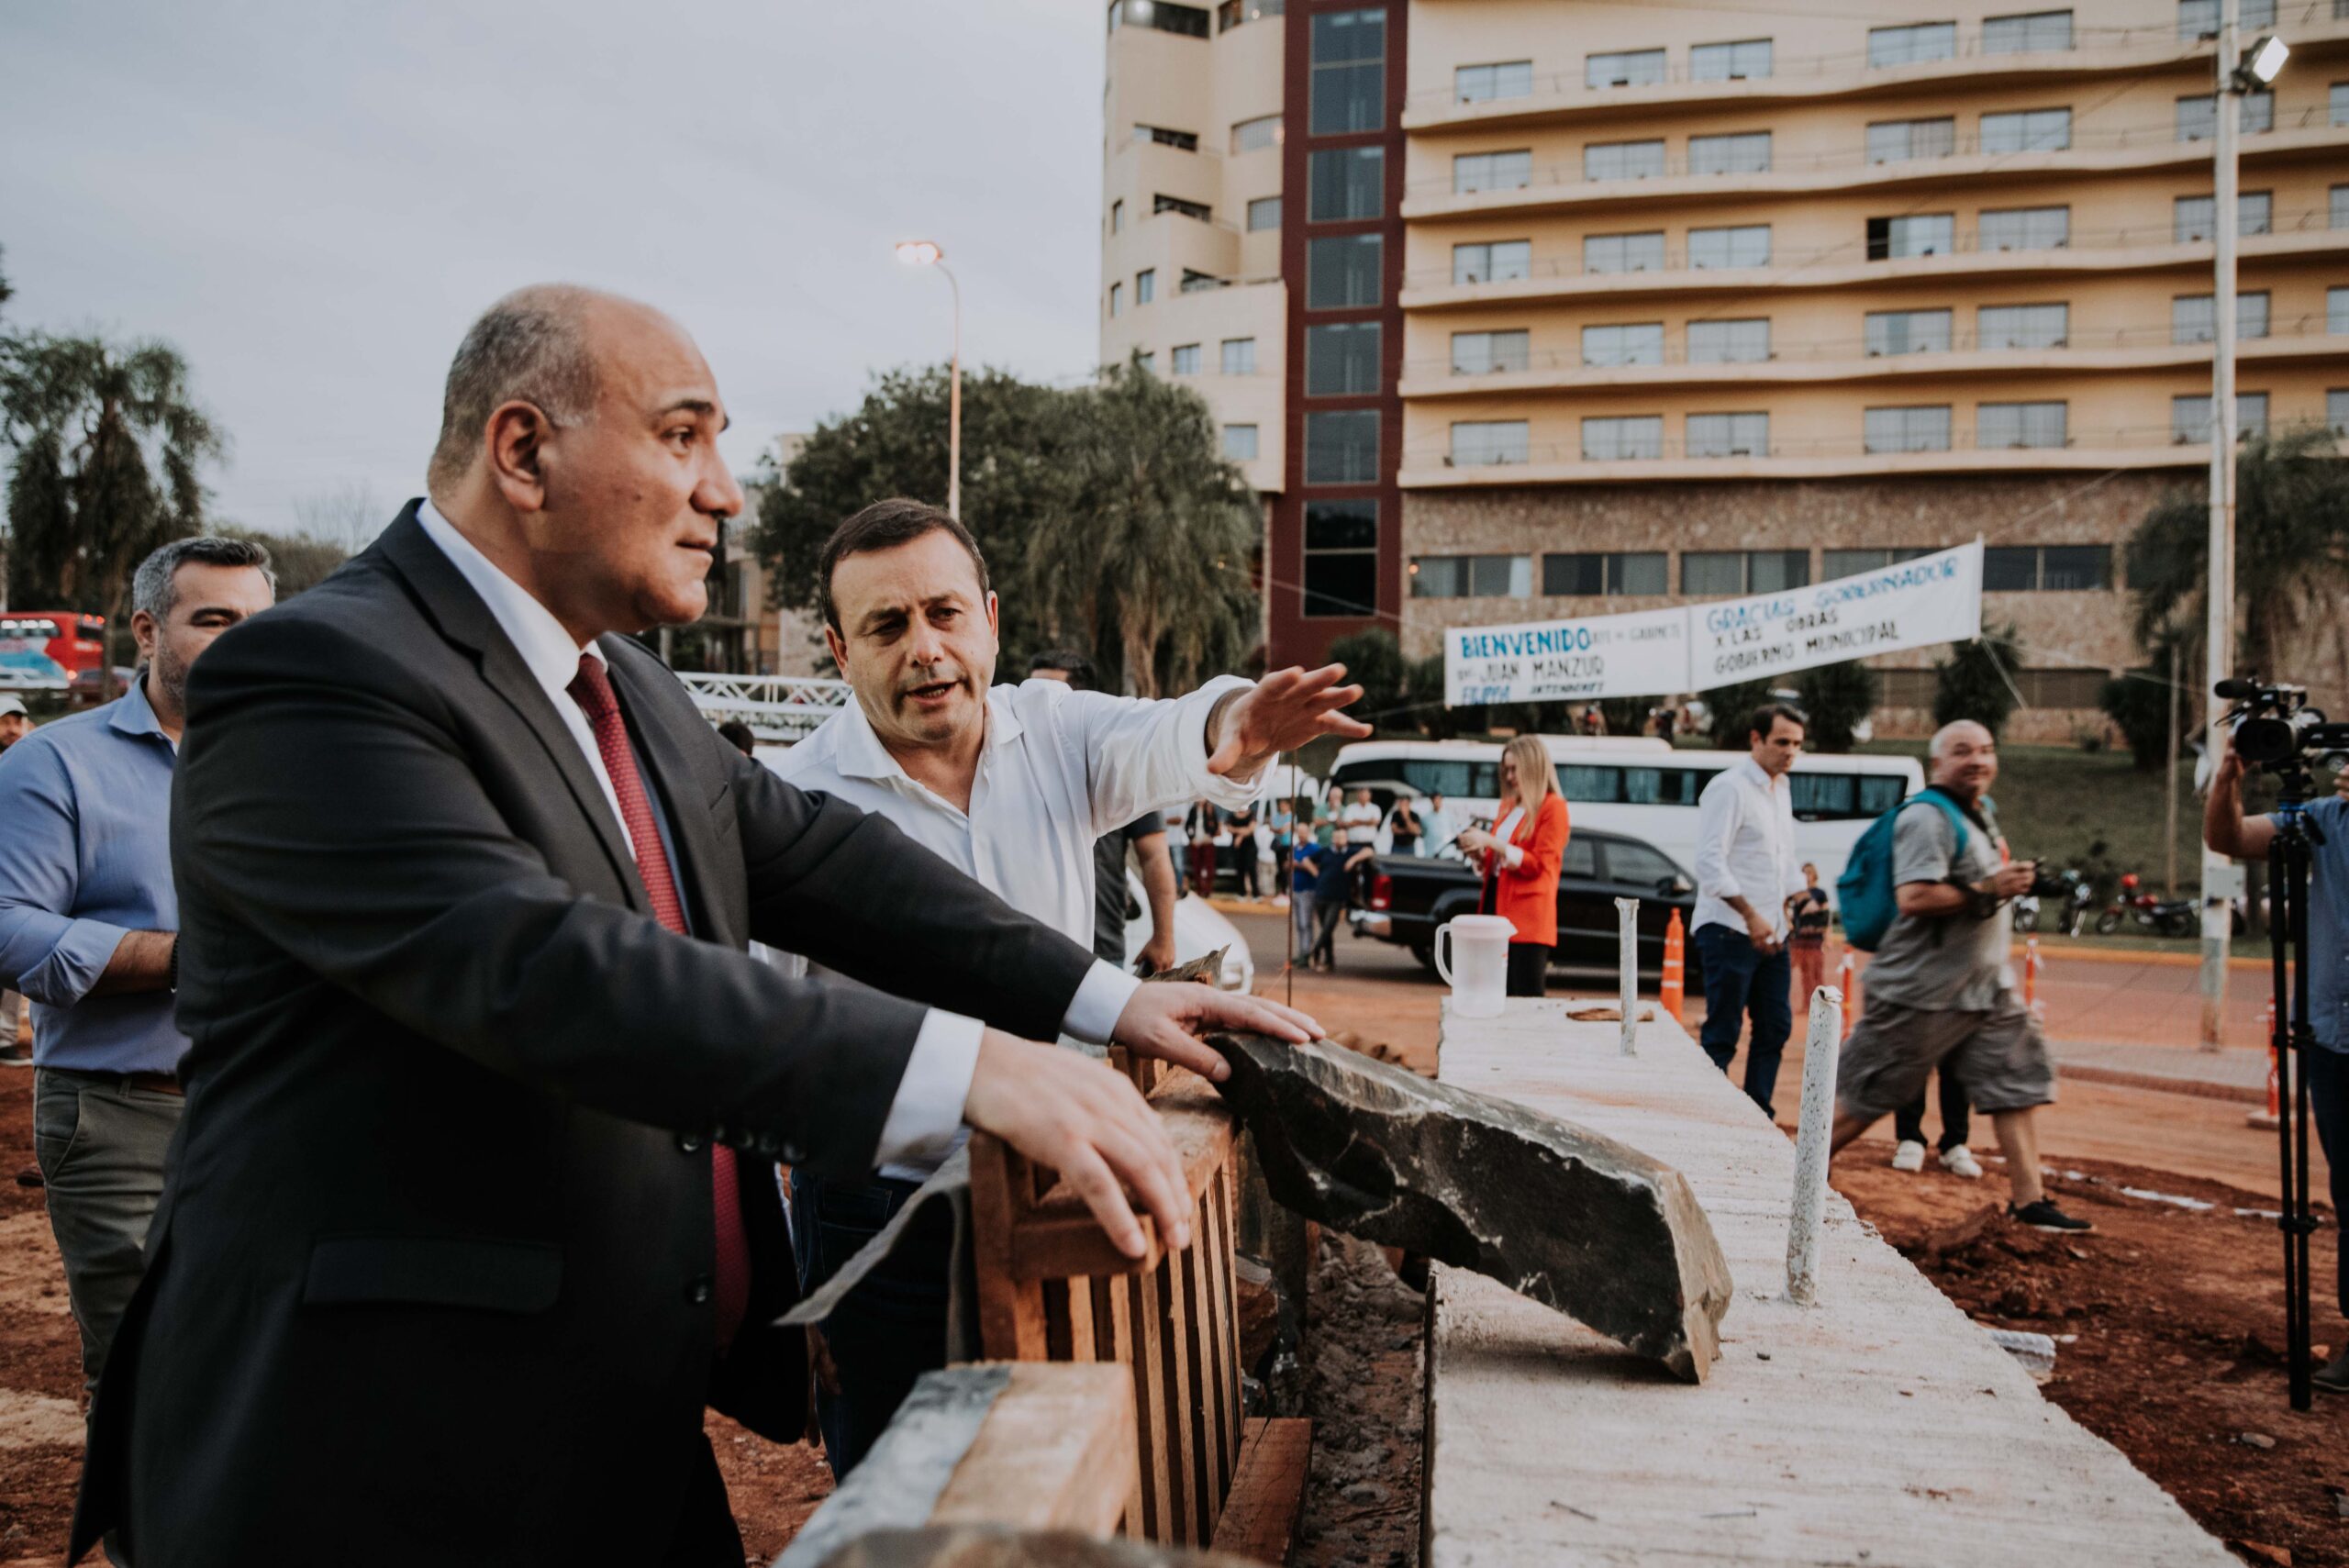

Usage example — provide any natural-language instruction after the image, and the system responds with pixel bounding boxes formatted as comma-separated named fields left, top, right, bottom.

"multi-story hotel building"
left=1103, top=1, right=2349, bottom=734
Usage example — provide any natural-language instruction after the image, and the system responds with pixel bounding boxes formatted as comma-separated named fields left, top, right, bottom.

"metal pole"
left=2165, top=639, right=2182, bottom=898
left=1614, top=897, right=1640, bottom=1056
left=1786, top=984, right=1845, bottom=1306
left=2199, top=0, right=2239, bottom=1051
left=941, top=261, right=963, bottom=522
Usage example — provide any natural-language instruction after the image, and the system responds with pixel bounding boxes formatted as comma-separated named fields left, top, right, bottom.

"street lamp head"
left=895, top=240, right=944, bottom=267
left=2241, top=34, right=2288, bottom=85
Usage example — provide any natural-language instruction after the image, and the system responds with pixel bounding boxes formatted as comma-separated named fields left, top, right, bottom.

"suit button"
left=685, top=1275, right=713, bottom=1306
left=677, top=1132, right=702, bottom=1153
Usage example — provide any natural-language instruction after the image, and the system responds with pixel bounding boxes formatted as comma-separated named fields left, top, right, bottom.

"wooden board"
left=1209, top=1418, right=1314, bottom=1566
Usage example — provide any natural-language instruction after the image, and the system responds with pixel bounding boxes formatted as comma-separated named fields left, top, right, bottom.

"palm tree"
left=1026, top=360, right=1260, bottom=696
left=2126, top=427, right=2349, bottom=688
left=2, top=329, right=224, bottom=647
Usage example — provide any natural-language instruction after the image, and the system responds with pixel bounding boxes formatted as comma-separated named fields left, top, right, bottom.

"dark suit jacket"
left=73, top=506, right=1099, bottom=1566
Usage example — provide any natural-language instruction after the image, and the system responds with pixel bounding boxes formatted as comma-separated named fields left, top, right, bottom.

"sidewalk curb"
left=2013, top=941, right=2269, bottom=973
left=2057, top=1062, right=2267, bottom=1106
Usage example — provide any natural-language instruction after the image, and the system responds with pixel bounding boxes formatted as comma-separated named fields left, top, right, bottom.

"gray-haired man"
left=0, top=537, right=277, bottom=1394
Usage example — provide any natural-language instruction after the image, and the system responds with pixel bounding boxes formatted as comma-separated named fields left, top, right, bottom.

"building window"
left=1230, top=114, right=1282, bottom=154
left=1302, top=499, right=1377, bottom=617
left=1170, top=343, right=1202, bottom=375
left=1308, top=234, right=1383, bottom=306
left=1449, top=421, right=1531, bottom=467
left=1220, top=338, right=1256, bottom=375
left=1154, top=194, right=1212, bottom=222
left=1216, top=0, right=1283, bottom=29
left=2178, top=0, right=2275, bottom=39
left=1866, top=117, right=1955, bottom=163
left=2177, top=91, right=2272, bottom=141
left=1978, top=303, right=2068, bottom=350
left=1110, top=199, right=1124, bottom=234
left=1688, top=130, right=1772, bottom=175
left=1582, top=415, right=1664, bottom=460
left=1303, top=409, right=1380, bottom=484
left=1454, top=150, right=1533, bottom=195
left=1305, top=321, right=1382, bottom=395
left=1865, top=405, right=1954, bottom=453
left=1688, top=224, right=1771, bottom=268
left=1586, top=49, right=1666, bottom=89
left=1978, top=206, right=2068, bottom=251
left=2328, top=388, right=2348, bottom=435
left=2333, top=184, right=2349, bottom=229
left=1221, top=423, right=1260, bottom=461
left=1134, top=124, right=1201, bottom=151
left=1982, top=10, right=2074, bottom=53
left=2174, top=191, right=2272, bottom=240
left=1687, top=411, right=1770, bottom=457
left=2172, top=291, right=2270, bottom=343
left=1452, top=329, right=1531, bottom=374
left=1687, top=317, right=1770, bottom=364
left=1584, top=231, right=1665, bottom=273
left=1307, top=146, right=1384, bottom=221
left=1247, top=195, right=1282, bottom=232
left=1690, top=39, right=1773, bottom=81
left=1981, top=107, right=2072, bottom=153
left=1135, top=269, right=1155, bottom=305
left=1823, top=546, right=1936, bottom=576
left=1544, top=551, right=1669, bottom=595
left=2332, top=285, right=2349, bottom=335
left=1866, top=213, right=1954, bottom=259
left=1456, top=61, right=1533, bottom=103
left=2172, top=393, right=2270, bottom=441
left=1582, top=322, right=1664, bottom=367
left=2335, top=82, right=2349, bottom=127
left=1585, top=139, right=1666, bottom=181
left=1868, top=21, right=1957, bottom=68
left=1309, top=8, right=1386, bottom=136
left=1451, top=239, right=1531, bottom=284
left=1136, top=351, right=1157, bottom=375
left=1412, top=554, right=1532, bottom=599
left=1977, top=400, right=2067, bottom=449
left=1865, top=306, right=1954, bottom=355
left=1108, top=0, right=1210, bottom=37
left=1683, top=550, right=1810, bottom=595
left=1108, top=282, right=1123, bottom=317
left=1984, top=544, right=2110, bottom=590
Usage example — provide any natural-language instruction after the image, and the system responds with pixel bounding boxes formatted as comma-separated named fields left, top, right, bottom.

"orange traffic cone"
left=1661, top=909, right=1685, bottom=1024
left=2022, top=936, right=2043, bottom=1017
left=2264, top=996, right=2280, bottom=1124
left=1838, top=948, right=1857, bottom=1040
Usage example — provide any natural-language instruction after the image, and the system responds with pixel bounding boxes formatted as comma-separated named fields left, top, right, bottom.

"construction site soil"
left=0, top=1054, right=2338, bottom=1565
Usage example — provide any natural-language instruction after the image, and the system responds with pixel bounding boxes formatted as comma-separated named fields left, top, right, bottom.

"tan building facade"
left=1103, top=0, right=2349, bottom=734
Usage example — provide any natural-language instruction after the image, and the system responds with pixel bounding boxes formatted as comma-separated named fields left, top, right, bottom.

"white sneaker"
left=1890, top=1140, right=1926, bottom=1173
left=1938, top=1144, right=1985, bottom=1180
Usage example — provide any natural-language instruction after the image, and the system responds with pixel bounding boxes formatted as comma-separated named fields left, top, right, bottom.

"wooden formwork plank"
left=1209, top=1417, right=1315, bottom=1566
left=1154, top=1248, right=1202, bottom=1545
left=968, top=1133, right=1049, bottom=1362
left=1181, top=1189, right=1224, bottom=1530
left=929, top=1362, right=1138, bottom=1538
left=1127, top=1265, right=1175, bottom=1542
left=1008, top=1069, right=1234, bottom=1282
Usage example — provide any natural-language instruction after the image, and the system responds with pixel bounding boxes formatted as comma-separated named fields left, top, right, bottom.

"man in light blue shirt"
left=0, top=537, right=276, bottom=1394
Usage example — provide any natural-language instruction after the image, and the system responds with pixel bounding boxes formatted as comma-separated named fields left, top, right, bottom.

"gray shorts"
left=1837, top=989, right=2055, bottom=1121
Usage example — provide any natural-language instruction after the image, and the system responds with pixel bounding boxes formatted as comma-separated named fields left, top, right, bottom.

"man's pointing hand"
left=1207, top=664, right=1373, bottom=782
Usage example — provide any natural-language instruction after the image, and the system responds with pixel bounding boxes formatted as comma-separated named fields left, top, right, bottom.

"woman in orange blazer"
left=1457, top=734, right=1572, bottom=997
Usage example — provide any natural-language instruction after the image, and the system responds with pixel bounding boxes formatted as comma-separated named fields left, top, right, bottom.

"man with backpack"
left=1831, top=720, right=2092, bottom=1232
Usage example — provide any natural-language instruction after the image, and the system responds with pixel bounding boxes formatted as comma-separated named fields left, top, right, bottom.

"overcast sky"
left=0, top=1, right=1107, bottom=537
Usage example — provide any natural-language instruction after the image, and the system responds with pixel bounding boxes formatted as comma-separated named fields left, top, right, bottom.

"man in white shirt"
left=1341, top=785, right=1383, bottom=849
left=1421, top=791, right=1459, bottom=858
left=1691, top=703, right=1809, bottom=1118
left=776, top=496, right=1366, bottom=1474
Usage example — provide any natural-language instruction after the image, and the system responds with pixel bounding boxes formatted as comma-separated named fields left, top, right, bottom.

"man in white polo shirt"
left=1691, top=702, right=1808, bottom=1119
left=775, top=497, right=1366, bottom=1474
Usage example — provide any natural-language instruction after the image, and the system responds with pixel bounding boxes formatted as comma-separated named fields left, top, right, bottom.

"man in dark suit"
left=72, top=284, right=1328, bottom=1567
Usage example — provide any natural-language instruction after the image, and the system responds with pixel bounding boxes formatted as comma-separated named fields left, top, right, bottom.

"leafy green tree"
left=1793, top=661, right=1881, bottom=753
left=1932, top=626, right=2021, bottom=738
left=1, top=329, right=223, bottom=645
left=2124, top=426, right=2349, bottom=684
left=1700, top=678, right=1778, bottom=748
left=1325, top=628, right=1408, bottom=730
left=224, top=528, right=349, bottom=599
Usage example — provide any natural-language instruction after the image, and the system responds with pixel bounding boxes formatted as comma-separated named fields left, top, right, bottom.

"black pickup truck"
left=1347, top=828, right=1706, bottom=990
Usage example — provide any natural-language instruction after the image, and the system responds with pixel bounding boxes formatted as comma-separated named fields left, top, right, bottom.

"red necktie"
left=569, top=654, right=751, bottom=1351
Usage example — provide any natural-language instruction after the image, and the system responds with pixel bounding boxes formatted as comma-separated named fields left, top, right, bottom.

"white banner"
left=1443, top=541, right=1982, bottom=706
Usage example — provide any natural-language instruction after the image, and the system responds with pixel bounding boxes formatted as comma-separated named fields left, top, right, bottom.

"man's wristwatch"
left=1965, top=880, right=2003, bottom=920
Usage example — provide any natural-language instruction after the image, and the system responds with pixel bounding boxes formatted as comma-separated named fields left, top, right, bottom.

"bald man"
left=1829, top=720, right=2090, bottom=1233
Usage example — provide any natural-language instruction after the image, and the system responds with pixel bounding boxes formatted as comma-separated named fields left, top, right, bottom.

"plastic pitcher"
left=1433, top=915, right=1515, bottom=1018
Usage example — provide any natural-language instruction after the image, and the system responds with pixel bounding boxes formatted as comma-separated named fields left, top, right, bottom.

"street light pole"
left=895, top=239, right=963, bottom=521
left=2199, top=0, right=2240, bottom=1051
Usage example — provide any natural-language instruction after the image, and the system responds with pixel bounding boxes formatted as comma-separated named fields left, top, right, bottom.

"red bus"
left=0, top=611, right=107, bottom=692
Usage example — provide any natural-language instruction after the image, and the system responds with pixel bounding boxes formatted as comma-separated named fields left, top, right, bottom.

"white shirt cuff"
left=873, top=1007, right=984, bottom=1167
left=1189, top=676, right=1265, bottom=807
left=1062, top=959, right=1141, bottom=1045
left=1501, top=842, right=1525, bottom=869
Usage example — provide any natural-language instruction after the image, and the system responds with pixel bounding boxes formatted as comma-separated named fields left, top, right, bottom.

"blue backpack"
left=1836, top=788, right=1971, bottom=952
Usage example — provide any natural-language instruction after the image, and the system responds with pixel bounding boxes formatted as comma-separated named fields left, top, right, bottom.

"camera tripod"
left=2266, top=777, right=2325, bottom=1411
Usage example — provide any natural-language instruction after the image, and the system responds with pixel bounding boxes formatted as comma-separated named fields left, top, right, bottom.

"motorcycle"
left=2013, top=867, right=2093, bottom=936
left=2092, top=873, right=2196, bottom=938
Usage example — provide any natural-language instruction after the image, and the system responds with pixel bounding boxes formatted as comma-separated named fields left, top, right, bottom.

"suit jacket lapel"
left=603, top=639, right=736, bottom=947
left=371, top=507, right=648, bottom=912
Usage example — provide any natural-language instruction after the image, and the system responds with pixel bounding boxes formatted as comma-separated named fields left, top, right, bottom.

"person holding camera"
left=1829, top=721, right=2092, bottom=1232
left=2206, top=728, right=2349, bottom=1393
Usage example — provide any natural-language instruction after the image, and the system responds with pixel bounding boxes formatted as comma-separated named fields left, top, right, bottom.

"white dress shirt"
left=415, top=500, right=985, bottom=1166
left=776, top=673, right=1259, bottom=1178
left=1692, top=756, right=1806, bottom=941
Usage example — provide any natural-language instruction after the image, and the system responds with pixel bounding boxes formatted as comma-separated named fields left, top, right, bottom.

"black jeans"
left=1691, top=923, right=1793, bottom=1118
left=1310, top=891, right=1346, bottom=966
left=1892, top=1058, right=1974, bottom=1152
left=789, top=1170, right=952, bottom=1479
left=2306, top=1046, right=2349, bottom=1318
left=1506, top=942, right=1551, bottom=997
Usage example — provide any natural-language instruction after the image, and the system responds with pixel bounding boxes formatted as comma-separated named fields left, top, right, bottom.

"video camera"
left=2216, top=678, right=2349, bottom=774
